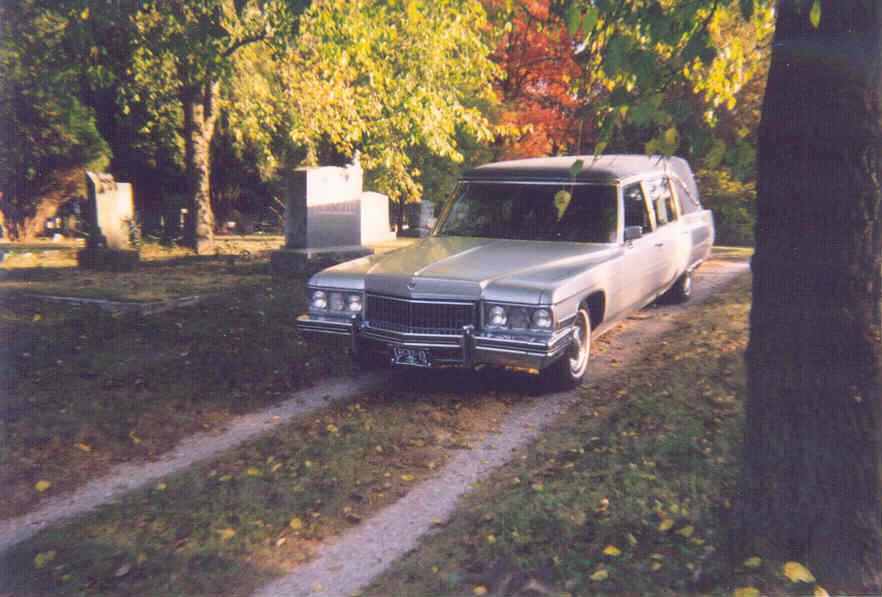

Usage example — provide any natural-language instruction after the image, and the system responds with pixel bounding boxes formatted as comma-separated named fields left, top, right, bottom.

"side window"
left=623, top=183, right=652, bottom=233
left=646, top=177, right=677, bottom=227
left=673, top=177, right=700, bottom=214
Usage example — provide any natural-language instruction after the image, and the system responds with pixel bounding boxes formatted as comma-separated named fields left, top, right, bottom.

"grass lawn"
left=0, top=236, right=419, bottom=518
left=362, top=274, right=826, bottom=597
left=1, top=272, right=826, bottom=597
left=0, top=273, right=352, bottom=519
left=0, top=239, right=281, bottom=301
left=710, top=245, right=753, bottom=262
left=0, top=237, right=416, bottom=302
left=0, top=371, right=529, bottom=596
left=3, top=271, right=813, bottom=597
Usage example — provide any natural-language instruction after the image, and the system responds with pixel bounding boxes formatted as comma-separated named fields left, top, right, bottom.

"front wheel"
left=541, top=306, right=591, bottom=391
left=664, top=269, right=693, bottom=304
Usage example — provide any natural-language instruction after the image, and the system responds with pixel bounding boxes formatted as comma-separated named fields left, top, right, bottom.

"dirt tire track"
left=0, top=375, right=388, bottom=553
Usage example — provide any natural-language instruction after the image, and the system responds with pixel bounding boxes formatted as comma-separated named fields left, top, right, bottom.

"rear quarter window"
left=673, top=178, right=701, bottom=214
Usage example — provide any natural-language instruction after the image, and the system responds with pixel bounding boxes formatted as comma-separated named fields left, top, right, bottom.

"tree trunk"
left=740, top=1, right=882, bottom=593
left=182, top=80, right=220, bottom=254
left=0, top=167, right=82, bottom=241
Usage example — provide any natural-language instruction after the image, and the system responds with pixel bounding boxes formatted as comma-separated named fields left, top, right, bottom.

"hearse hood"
left=311, top=236, right=618, bottom=305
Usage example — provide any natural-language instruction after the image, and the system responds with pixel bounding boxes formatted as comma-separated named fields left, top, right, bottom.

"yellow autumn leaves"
left=33, top=442, right=99, bottom=493
left=734, top=560, right=826, bottom=597
left=34, top=550, right=56, bottom=569
left=782, top=561, right=815, bottom=583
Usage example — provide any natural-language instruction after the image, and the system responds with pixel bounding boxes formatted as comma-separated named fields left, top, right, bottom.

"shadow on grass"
left=391, top=365, right=553, bottom=398
left=0, top=358, right=538, bottom=596
left=0, top=277, right=336, bottom=519
left=0, top=532, right=278, bottom=597
left=0, top=252, right=277, bottom=284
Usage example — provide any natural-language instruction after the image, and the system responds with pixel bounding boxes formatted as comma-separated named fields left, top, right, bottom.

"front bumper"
left=296, top=314, right=574, bottom=370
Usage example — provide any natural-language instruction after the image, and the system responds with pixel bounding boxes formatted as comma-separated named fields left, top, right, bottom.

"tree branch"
left=222, top=32, right=266, bottom=58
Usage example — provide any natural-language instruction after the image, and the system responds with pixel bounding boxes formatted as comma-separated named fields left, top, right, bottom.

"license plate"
left=392, top=346, right=432, bottom=368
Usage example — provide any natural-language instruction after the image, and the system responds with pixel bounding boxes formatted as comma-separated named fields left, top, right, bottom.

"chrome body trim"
left=296, top=314, right=574, bottom=369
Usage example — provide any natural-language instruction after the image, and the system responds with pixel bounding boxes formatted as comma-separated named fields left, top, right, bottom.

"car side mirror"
left=624, top=225, right=643, bottom=242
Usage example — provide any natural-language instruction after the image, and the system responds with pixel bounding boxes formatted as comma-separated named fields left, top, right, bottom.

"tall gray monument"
left=271, top=163, right=395, bottom=274
left=77, top=171, right=139, bottom=269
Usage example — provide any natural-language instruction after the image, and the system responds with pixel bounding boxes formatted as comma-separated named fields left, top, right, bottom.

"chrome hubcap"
left=683, top=272, right=692, bottom=295
left=568, top=311, right=590, bottom=377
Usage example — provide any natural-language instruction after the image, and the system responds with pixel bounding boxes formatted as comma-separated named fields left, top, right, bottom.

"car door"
left=643, top=176, right=682, bottom=292
left=618, top=181, right=659, bottom=312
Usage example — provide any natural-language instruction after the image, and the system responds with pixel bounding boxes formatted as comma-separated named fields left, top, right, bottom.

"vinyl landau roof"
left=462, top=154, right=684, bottom=184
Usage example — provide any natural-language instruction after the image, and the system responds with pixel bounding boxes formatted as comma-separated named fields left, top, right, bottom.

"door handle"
left=654, top=242, right=664, bottom=247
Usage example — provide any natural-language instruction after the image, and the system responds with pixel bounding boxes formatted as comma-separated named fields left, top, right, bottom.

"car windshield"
left=436, top=182, right=618, bottom=243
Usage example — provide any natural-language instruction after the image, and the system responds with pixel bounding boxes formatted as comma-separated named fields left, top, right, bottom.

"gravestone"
left=77, top=171, right=139, bottom=270
left=271, top=164, right=396, bottom=274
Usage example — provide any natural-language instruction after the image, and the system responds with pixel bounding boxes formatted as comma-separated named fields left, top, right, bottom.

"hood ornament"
left=407, top=279, right=417, bottom=290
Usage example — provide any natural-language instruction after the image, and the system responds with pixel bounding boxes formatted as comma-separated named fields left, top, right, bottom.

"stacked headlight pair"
left=485, top=304, right=553, bottom=331
left=309, top=289, right=362, bottom=315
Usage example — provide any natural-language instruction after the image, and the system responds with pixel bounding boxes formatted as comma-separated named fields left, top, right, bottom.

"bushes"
left=696, top=168, right=756, bottom=247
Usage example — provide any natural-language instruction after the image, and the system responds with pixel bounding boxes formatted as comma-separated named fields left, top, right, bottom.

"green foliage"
left=130, top=0, right=294, bottom=97
left=410, top=128, right=494, bottom=207
left=696, top=168, right=756, bottom=246
left=282, top=0, right=497, bottom=208
left=558, top=0, right=772, bottom=177
left=0, top=1, right=111, bottom=238
left=1, top=0, right=774, bottom=237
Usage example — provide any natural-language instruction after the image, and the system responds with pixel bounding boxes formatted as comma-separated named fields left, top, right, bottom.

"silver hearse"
left=296, top=155, right=714, bottom=388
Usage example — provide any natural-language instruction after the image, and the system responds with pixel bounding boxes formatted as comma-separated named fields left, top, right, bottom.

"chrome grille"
left=365, top=294, right=475, bottom=334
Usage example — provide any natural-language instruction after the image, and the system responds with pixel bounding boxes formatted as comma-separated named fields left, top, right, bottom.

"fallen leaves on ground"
left=589, top=568, right=609, bottom=581
left=782, top=561, right=815, bottom=583
left=33, top=551, right=56, bottom=569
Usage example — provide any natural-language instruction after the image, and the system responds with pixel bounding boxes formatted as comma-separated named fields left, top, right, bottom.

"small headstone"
left=77, top=171, right=139, bottom=270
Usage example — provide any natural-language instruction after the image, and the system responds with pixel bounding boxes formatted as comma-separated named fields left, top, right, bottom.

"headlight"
left=310, top=290, right=328, bottom=310
left=488, top=305, right=508, bottom=327
left=346, top=293, right=362, bottom=313
left=531, top=308, right=553, bottom=330
left=310, top=288, right=360, bottom=316
left=485, top=303, right=553, bottom=331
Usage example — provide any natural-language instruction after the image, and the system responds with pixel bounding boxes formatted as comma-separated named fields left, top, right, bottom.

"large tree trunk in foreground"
left=182, top=81, right=220, bottom=254
left=740, top=1, right=882, bottom=592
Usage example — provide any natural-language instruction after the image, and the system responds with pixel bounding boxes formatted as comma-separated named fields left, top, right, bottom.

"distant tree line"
left=0, top=0, right=771, bottom=249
